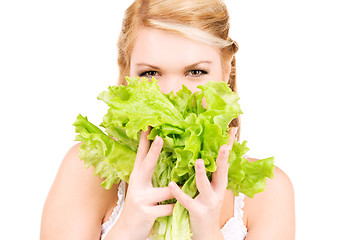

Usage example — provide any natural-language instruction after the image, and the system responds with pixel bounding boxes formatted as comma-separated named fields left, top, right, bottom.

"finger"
left=168, top=181, right=194, bottom=211
left=151, top=203, right=175, bottom=218
left=141, top=135, right=163, bottom=183
left=133, top=126, right=151, bottom=171
left=149, top=187, right=175, bottom=203
left=228, top=127, right=237, bottom=147
left=211, top=145, right=230, bottom=192
left=194, top=159, right=213, bottom=196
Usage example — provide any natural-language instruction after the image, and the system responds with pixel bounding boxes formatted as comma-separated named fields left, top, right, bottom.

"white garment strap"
left=100, top=181, right=125, bottom=240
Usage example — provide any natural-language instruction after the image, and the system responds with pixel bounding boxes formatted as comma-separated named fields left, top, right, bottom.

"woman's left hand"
left=168, top=127, right=237, bottom=240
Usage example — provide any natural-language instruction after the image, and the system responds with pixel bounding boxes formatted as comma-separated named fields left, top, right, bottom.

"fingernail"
left=155, top=136, right=162, bottom=145
left=197, top=159, right=204, bottom=169
left=169, top=181, right=176, bottom=189
left=223, top=145, right=230, bottom=154
left=234, top=127, right=238, bottom=136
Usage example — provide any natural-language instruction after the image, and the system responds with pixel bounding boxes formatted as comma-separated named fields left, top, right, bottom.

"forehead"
left=130, top=27, right=222, bottom=66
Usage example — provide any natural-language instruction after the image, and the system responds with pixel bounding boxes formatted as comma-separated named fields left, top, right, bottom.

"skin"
left=40, top=27, right=295, bottom=240
left=129, top=27, right=230, bottom=94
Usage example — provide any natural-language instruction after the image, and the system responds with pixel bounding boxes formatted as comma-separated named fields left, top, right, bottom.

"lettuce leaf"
left=74, top=114, right=137, bottom=186
left=74, top=77, right=274, bottom=239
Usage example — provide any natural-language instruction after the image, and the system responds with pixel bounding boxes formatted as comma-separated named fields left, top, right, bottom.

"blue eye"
left=188, top=69, right=208, bottom=77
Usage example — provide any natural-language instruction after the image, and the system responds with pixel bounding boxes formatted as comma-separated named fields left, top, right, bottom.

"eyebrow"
left=136, top=61, right=212, bottom=70
left=184, top=61, right=212, bottom=69
left=136, top=63, right=160, bottom=70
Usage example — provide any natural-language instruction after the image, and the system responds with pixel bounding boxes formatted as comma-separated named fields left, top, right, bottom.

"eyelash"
left=188, top=69, right=208, bottom=77
left=139, top=70, right=159, bottom=77
left=139, top=69, right=208, bottom=78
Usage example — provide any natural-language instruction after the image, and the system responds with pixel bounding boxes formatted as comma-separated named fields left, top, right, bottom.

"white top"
left=101, top=180, right=247, bottom=240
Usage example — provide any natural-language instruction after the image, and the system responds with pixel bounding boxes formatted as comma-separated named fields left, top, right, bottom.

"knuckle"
left=196, top=170, right=207, bottom=181
left=206, top=201, right=219, bottom=211
left=204, top=194, right=222, bottom=210
left=132, top=194, right=146, bottom=206
left=184, top=196, right=194, bottom=207
left=196, top=166, right=205, bottom=175
left=193, top=205, right=207, bottom=216
left=145, top=150, right=160, bottom=163
left=159, top=188, right=172, bottom=199
left=137, top=204, right=153, bottom=219
left=160, top=205, right=173, bottom=217
left=214, top=196, right=224, bottom=207
left=130, top=167, right=137, bottom=176
left=129, top=170, right=140, bottom=183
left=196, top=174, right=210, bottom=187
left=149, top=144, right=161, bottom=156
left=170, top=187, right=179, bottom=198
left=136, top=147, right=146, bottom=157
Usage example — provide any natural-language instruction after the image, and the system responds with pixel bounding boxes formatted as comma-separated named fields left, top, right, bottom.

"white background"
left=1, top=0, right=361, bottom=239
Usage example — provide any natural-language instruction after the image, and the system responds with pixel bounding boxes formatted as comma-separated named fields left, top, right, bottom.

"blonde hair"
left=117, top=0, right=240, bottom=140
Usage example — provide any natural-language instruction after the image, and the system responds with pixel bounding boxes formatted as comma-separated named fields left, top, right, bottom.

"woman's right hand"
left=107, top=126, right=175, bottom=240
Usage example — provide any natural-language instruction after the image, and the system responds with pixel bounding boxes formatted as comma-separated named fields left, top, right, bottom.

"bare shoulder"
left=244, top=158, right=295, bottom=239
left=40, top=143, right=119, bottom=240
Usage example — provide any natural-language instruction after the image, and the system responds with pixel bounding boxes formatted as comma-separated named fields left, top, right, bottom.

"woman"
left=40, top=0, right=295, bottom=239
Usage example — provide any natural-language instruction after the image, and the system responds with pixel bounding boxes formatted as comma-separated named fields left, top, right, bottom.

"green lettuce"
left=73, top=77, right=274, bottom=239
